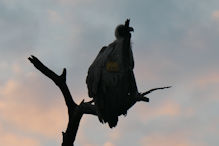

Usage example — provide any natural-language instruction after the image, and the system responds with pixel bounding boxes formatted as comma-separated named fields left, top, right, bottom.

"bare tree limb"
left=28, top=55, right=77, bottom=109
left=135, top=86, right=171, bottom=102
left=142, top=86, right=171, bottom=96
left=28, top=55, right=170, bottom=146
left=28, top=55, right=97, bottom=146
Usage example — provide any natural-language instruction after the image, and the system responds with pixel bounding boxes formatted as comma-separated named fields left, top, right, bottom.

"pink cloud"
left=212, top=10, right=219, bottom=21
left=0, top=124, right=40, bottom=146
left=0, top=101, right=67, bottom=138
left=186, top=70, right=219, bottom=99
left=76, top=128, right=99, bottom=146
left=195, top=72, right=219, bottom=88
left=108, top=128, right=121, bottom=141
left=0, top=134, right=40, bottom=146
left=0, top=77, right=67, bottom=139
left=136, top=99, right=181, bottom=122
left=139, top=133, right=206, bottom=146
left=104, top=141, right=115, bottom=146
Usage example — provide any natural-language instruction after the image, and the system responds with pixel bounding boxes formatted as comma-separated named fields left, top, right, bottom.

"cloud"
left=135, top=99, right=180, bottom=123
left=104, top=141, right=115, bottom=146
left=0, top=123, right=40, bottom=146
left=153, top=101, right=180, bottom=116
left=184, top=69, right=219, bottom=100
left=0, top=1, right=39, bottom=61
left=0, top=134, right=40, bottom=146
left=108, top=128, right=121, bottom=141
left=1, top=0, right=219, bottom=145
left=139, top=133, right=206, bottom=146
left=0, top=101, right=67, bottom=138
left=212, top=10, right=219, bottom=20
left=47, top=9, right=62, bottom=24
left=0, top=75, right=68, bottom=139
left=58, top=0, right=93, bottom=5
left=194, top=71, right=219, bottom=88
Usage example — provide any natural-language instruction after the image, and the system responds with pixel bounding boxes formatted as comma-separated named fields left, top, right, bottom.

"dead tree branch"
left=28, top=55, right=170, bottom=146
left=28, top=55, right=96, bottom=146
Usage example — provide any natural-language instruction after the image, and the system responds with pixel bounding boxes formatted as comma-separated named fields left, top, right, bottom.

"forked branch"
left=28, top=55, right=170, bottom=146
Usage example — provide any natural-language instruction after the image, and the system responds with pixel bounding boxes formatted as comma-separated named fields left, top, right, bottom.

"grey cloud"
left=1, top=0, right=219, bottom=145
left=0, top=1, right=39, bottom=61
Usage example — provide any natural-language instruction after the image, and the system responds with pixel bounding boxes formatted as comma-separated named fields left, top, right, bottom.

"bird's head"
left=115, top=24, right=134, bottom=39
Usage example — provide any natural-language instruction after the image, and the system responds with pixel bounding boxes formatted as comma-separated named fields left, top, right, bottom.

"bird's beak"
left=129, top=27, right=134, bottom=32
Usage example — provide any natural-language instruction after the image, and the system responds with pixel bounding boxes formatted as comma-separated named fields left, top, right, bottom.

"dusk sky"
left=0, top=0, right=219, bottom=145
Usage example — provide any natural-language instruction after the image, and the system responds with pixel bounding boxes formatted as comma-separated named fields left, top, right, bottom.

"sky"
left=0, top=0, right=219, bottom=145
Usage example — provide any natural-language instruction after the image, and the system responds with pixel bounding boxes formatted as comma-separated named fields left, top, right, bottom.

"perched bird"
left=86, top=19, right=138, bottom=128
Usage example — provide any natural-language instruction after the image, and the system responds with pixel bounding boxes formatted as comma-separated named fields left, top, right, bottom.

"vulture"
left=86, top=19, right=138, bottom=128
